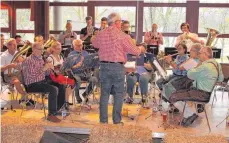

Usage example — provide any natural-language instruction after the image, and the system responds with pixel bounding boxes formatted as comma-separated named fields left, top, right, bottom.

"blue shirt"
left=64, top=50, right=88, bottom=74
left=172, top=54, right=189, bottom=76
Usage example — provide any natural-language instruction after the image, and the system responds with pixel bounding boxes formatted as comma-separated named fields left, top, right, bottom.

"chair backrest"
left=220, top=63, right=229, bottom=82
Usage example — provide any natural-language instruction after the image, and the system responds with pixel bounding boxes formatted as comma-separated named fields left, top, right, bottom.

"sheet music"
left=153, top=60, right=167, bottom=79
left=180, top=58, right=198, bottom=70
left=124, top=61, right=136, bottom=69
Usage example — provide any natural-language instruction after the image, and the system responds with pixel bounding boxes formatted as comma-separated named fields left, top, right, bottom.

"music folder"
left=147, top=45, right=159, bottom=55
left=212, top=48, right=221, bottom=59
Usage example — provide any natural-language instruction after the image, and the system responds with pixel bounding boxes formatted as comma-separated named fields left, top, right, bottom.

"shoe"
left=183, top=113, right=198, bottom=127
left=125, top=97, right=134, bottom=104
left=197, top=104, right=205, bottom=113
left=179, top=117, right=187, bottom=126
left=66, top=102, right=73, bottom=106
left=47, top=114, right=61, bottom=123
left=168, top=104, right=179, bottom=113
left=114, top=121, right=124, bottom=125
left=77, top=99, right=82, bottom=104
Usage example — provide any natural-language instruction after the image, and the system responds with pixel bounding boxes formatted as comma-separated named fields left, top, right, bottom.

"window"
left=199, top=0, right=229, bottom=3
left=17, top=33, right=35, bottom=42
left=49, top=6, right=87, bottom=31
left=16, top=9, right=34, bottom=30
left=144, top=0, right=186, bottom=3
left=1, top=33, right=11, bottom=40
left=49, top=0, right=87, bottom=2
left=143, top=7, right=186, bottom=33
left=0, top=9, right=9, bottom=28
left=199, top=8, right=229, bottom=34
left=95, top=7, right=136, bottom=32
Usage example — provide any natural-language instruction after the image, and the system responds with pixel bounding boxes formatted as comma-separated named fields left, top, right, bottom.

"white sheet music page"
left=153, top=60, right=167, bottom=79
left=180, top=58, right=198, bottom=70
left=124, top=61, right=136, bottom=69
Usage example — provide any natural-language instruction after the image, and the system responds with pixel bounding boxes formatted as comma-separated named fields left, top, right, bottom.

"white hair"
left=5, top=38, right=16, bottom=46
left=107, top=13, right=121, bottom=26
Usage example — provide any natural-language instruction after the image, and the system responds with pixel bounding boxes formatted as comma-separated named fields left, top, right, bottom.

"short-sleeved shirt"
left=80, top=26, right=98, bottom=42
left=172, top=54, right=189, bottom=76
left=0, top=50, right=18, bottom=74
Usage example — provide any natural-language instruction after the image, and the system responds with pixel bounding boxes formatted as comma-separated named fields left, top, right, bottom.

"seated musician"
left=58, top=22, right=77, bottom=46
left=63, top=39, right=98, bottom=103
left=12, top=42, right=61, bottom=122
left=1, top=34, right=7, bottom=53
left=144, top=23, right=163, bottom=47
left=169, top=47, right=224, bottom=126
left=156, top=43, right=189, bottom=91
left=162, top=43, right=202, bottom=113
left=126, top=54, right=155, bottom=104
left=0, top=38, right=27, bottom=101
left=46, top=41, right=66, bottom=110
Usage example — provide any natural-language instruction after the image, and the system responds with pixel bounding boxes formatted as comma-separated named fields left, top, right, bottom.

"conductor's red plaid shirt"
left=92, top=26, right=141, bottom=63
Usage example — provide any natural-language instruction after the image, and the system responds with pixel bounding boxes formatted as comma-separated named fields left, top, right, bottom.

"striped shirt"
left=19, top=54, right=45, bottom=85
left=91, top=25, right=141, bottom=63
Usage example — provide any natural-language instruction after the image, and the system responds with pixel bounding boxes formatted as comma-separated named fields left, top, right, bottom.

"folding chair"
left=212, top=63, right=229, bottom=107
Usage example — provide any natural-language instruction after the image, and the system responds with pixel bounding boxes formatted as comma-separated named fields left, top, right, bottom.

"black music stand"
left=212, top=48, right=221, bottom=59
left=147, top=45, right=159, bottom=56
left=61, top=45, right=72, bottom=58
left=164, top=47, right=177, bottom=59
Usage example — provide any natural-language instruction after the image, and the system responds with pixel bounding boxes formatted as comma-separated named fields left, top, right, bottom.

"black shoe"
left=197, top=104, right=205, bottom=113
left=77, top=99, right=82, bottom=104
left=183, top=113, right=198, bottom=127
left=66, top=102, right=73, bottom=106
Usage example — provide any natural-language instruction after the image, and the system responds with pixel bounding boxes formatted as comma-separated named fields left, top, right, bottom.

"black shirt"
left=80, top=26, right=98, bottom=43
left=1, top=45, right=7, bottom=52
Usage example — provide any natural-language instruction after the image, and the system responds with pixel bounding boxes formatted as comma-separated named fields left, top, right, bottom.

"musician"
left=1, top=34, right=7, bottom=52
left=46, top=41, right=66, bottom=110
left=14, top=42, right=61, bottom=122
left=80, top=16, right=98, bottom=43
left=0, top=38, right=26, bottom=98
left=58, top=22, right=77, bottom=46
left=169, top=47, right=224, bottom=126
left=63, top=39, right=98, bottom=103
left=175, top=22, right=200, bottom=52
left=162, top=43, right=202, bottom=113
left=144, top=23, right=163, bottom=46
left=126, top=55, right=155, bottom=104
left=91, top=12, right=146, bottom=124
left=94, top=17, right=108, bottom=36
left=156, top=43, right=189, bottom=94
left=15, top=35, right=24, bottom=46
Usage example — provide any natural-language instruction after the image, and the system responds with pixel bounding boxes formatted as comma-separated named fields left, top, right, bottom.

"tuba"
left=205, top=28, right=220, bottom=48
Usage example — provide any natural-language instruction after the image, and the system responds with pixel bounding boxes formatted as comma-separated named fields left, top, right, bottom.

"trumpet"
left=158, top=53, right=179, bottom=61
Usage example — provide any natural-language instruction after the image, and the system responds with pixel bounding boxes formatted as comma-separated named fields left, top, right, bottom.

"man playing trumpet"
left=175, top=23, right=201, bottom=52
left=144, top=23, right=163, bottom=47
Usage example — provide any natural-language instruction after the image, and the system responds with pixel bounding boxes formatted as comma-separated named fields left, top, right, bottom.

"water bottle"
left=226, top=109, right=229, bottom=126
left=62, top=109, right=67, bottom=119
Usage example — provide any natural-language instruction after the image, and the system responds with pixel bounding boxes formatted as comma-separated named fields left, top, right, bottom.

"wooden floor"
left=1, top=88, right=229, bottom=139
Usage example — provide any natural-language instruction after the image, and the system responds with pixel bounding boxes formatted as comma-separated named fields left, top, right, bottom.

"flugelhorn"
left=43, top=35, right=56, bottom=49
left=11, top=40, right=32, bottom=63
left=205, top=28, right=220, bottom=48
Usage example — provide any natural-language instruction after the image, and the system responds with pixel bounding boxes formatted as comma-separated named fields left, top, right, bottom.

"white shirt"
left=0, top=50, right=18, bottom=74
left=175, top=32, right=198, bottom=52
left=47, top=54, right=64, bottom=66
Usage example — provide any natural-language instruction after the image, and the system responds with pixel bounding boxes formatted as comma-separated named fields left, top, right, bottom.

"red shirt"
left=18, top=54, right=45, bottom=85
left=92, top=26, right=141, bottom=63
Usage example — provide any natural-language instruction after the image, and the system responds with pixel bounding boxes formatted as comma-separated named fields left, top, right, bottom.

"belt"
left=100, top=61, right=124, bottom=64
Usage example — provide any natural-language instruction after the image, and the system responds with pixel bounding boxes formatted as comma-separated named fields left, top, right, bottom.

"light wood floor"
left=1, top=88, right=229, bottom=138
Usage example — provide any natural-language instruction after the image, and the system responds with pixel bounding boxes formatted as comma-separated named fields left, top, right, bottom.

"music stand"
left=147, top=45, right=159, bottom=55
left=61, top=45, right=72, bottom=58
left=164, top=47, right=177, bottom=59
left=212, top=48, right=221, bottom=59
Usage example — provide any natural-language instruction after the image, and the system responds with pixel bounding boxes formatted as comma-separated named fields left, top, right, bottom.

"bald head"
left=199, top=46, right=213, bottom=62
left=72, top=39, right=83, bottom=51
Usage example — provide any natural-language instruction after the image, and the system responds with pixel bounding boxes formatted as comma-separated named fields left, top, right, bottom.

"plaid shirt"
left=18, top=54, right=45, bottom=85
left=92, top=26, right=141, bottom=63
